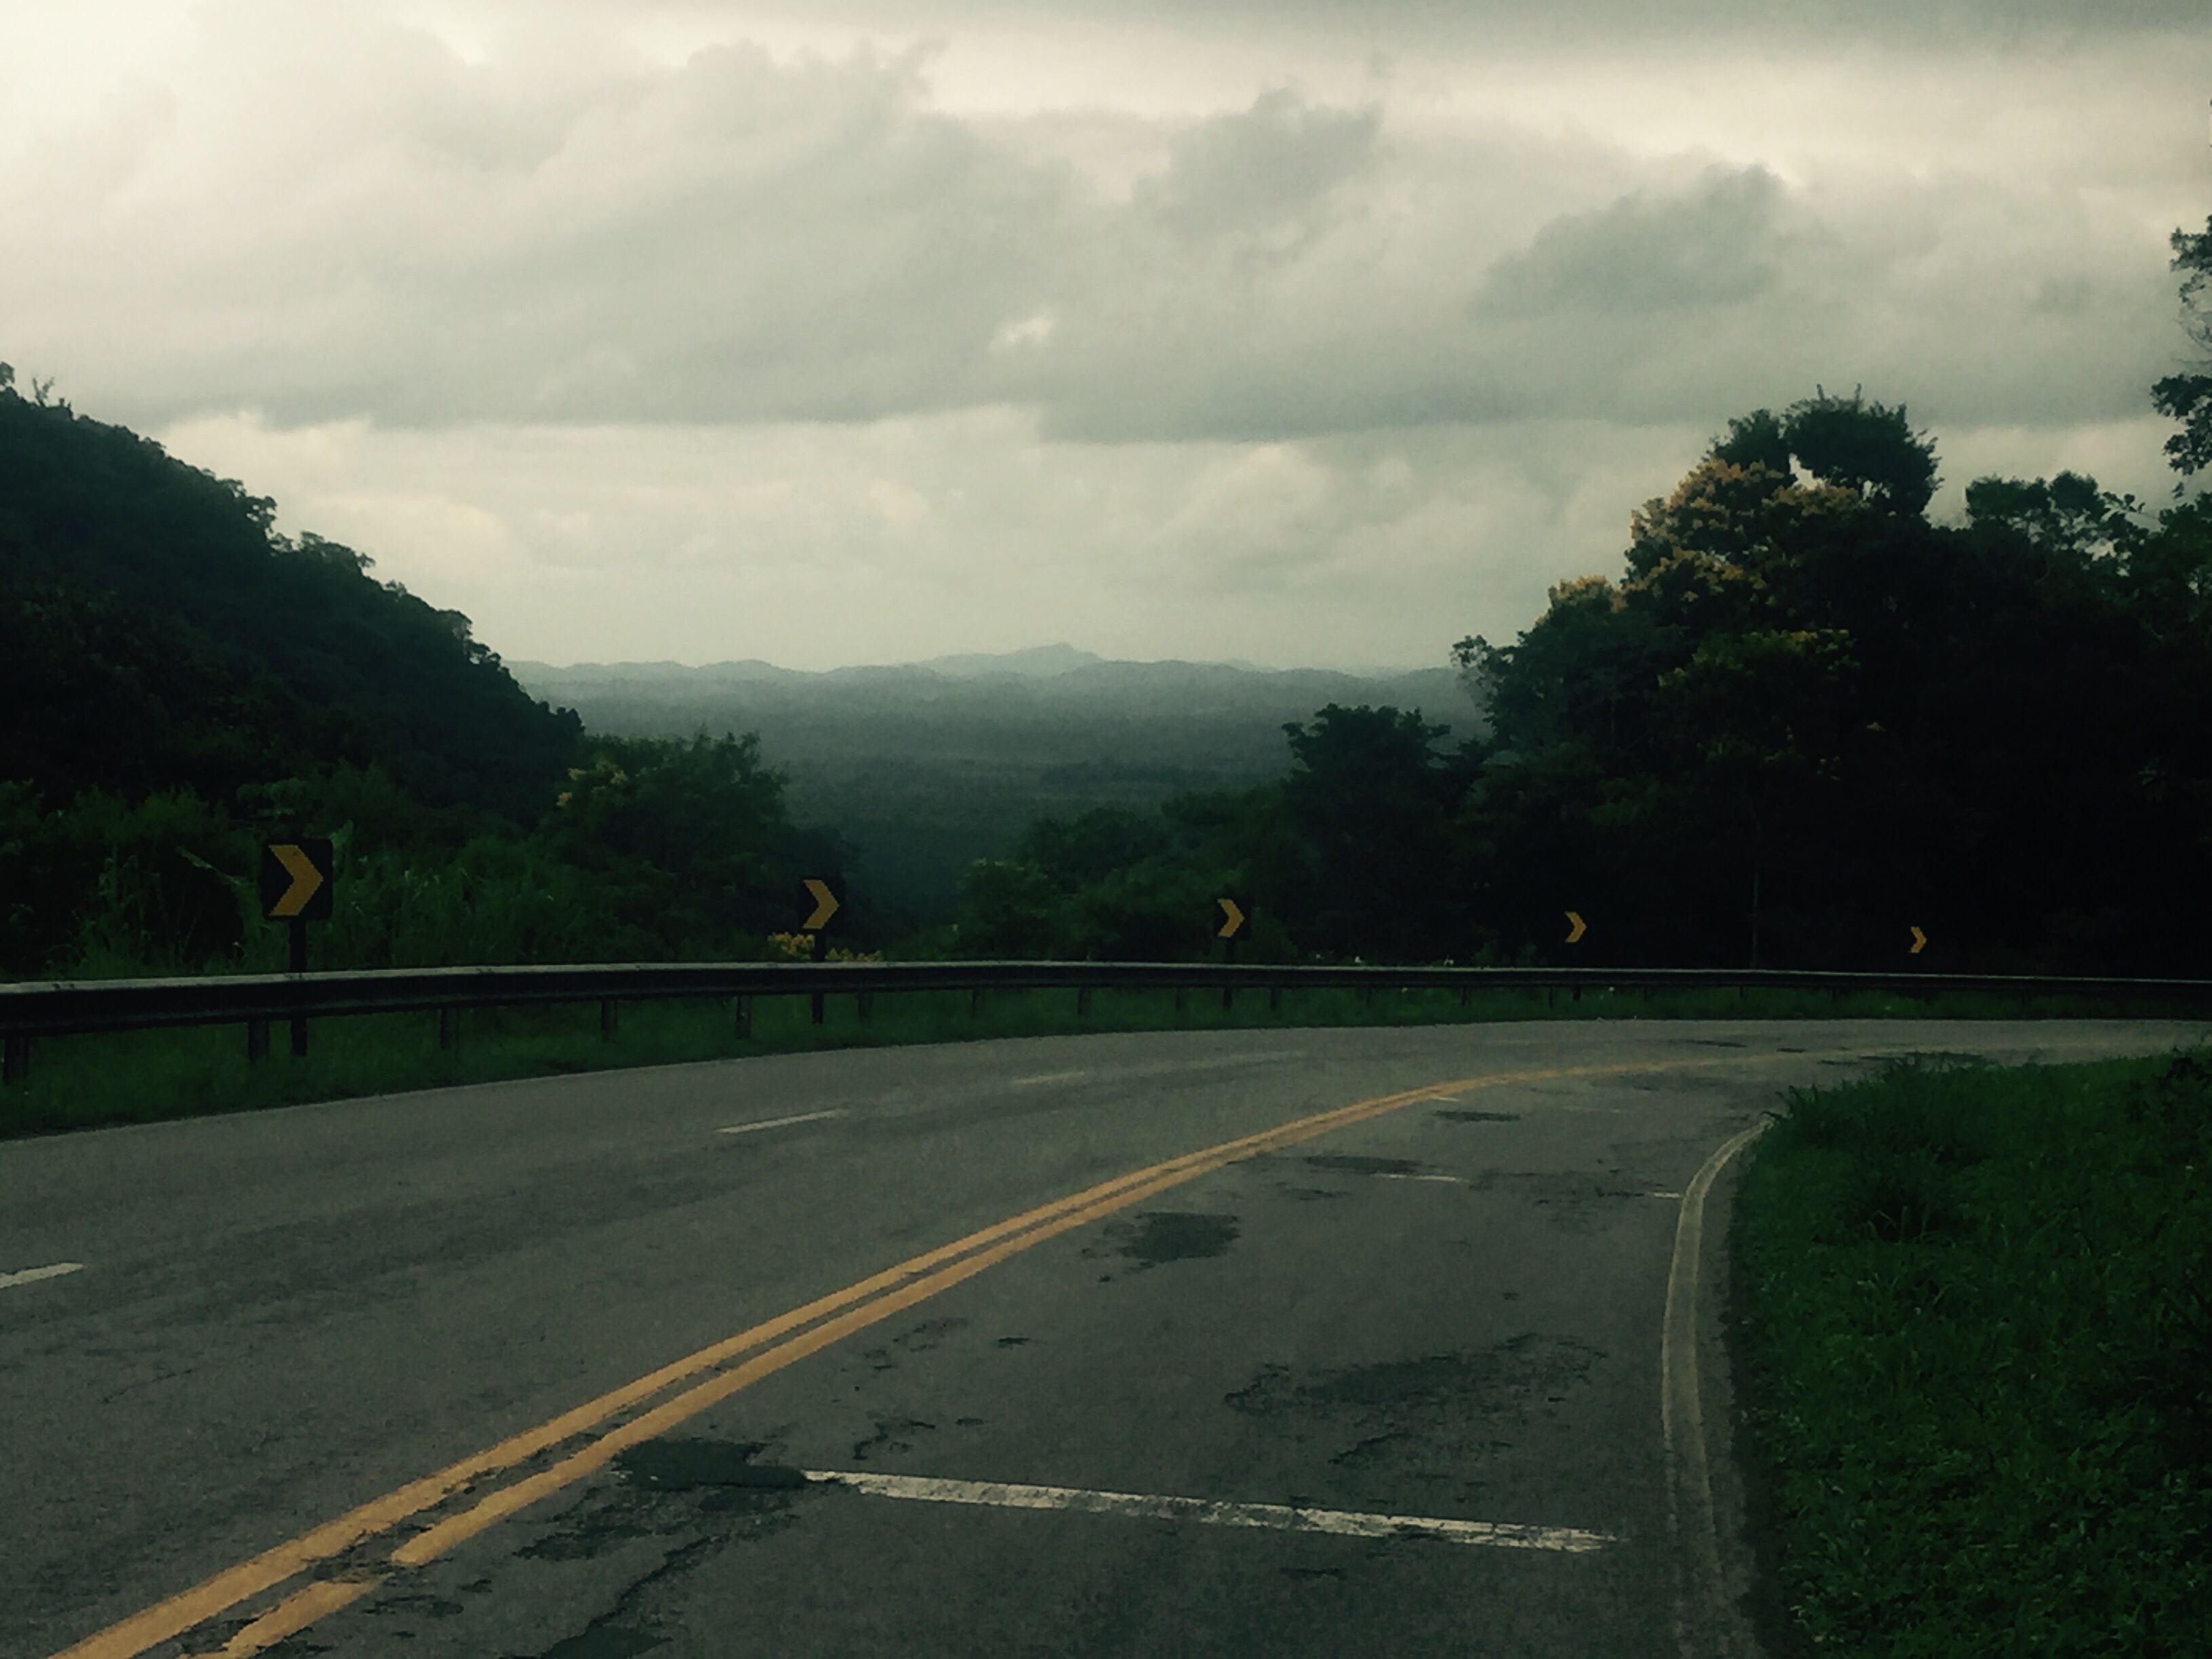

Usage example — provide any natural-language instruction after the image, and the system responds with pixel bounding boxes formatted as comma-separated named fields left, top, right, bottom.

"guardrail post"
left=1458, top=985, right=1472, bottom=1008
left=438, top=1006, right=459, bottom=1050
left=1268, top=986, right=1282, bottom=1012
left=733, top=995, right=752, bottom=1039
left=247, top=1019, right=270, bottom=1063
left=600, top=999, right=619, bottom=1041
left=288, top=918, right=310, bottom=1058
left=857, top=991, right=874, bottom=1022
left=1222, top=983, right=1235, bottom=1011
left=3, top=1034, right=26, bottom=1086
left=1077, top=986, right=1092, bottom=1018
left=970, top=987, right=985, bottom=1019
left=811, top=990, right=826, bottom=1026
left=1174, top=986, right=1187, bottom=1014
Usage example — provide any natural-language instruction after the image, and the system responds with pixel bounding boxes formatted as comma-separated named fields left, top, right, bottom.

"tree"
left=1277, top=705, right=1472, bottom=961
left=539, top=732, right=802, bottom=949
left=1779, top=388, right=1939, bottom=516
left=2152, top=216, right=2212, bottom=481
left=1963, top=472, right=2146, bottom=562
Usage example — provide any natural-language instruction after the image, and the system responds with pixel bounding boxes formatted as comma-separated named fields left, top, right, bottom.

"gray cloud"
left=11, top=8, right=2188, bottom=454
left=1477, top=166, right=1788, bottom=315
left=1137, top=87, right=1379, bottom=245
left=7, top=0, right=2172, bottom=671
left=724, top=0, right=2212, bottom=48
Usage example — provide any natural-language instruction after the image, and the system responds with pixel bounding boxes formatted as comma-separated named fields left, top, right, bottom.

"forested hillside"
left=0, top=376, right=577, bottom=821
left=943, top=225, right=2212, bottom=974
left=4, top=216, right=2207, bottom=981
left=0, top=367, right=834, bottom=977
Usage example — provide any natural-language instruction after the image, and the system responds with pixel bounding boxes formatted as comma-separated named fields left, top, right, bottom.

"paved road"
left=3, top=1018, right=2199, bottom=1659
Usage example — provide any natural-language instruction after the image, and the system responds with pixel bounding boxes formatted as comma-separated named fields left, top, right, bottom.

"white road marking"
left=1008, top=1070, right=1089, bottom=1087
left=0, top=1261, right=85, bottom=1290
left=1379, top=1173, right=1464, bottom=1183
left=801, top=1470, right=1616, bottom=1553
left=716, top=1110, right=843, bottom=1137
left=1647, top=1191, right=1683, bottom=1200
left=1662, top=1120, right=1771, bottom=1658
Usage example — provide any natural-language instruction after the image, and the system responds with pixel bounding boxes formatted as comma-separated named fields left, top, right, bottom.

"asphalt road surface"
left=4, top=1017, right=2201, bottom=1659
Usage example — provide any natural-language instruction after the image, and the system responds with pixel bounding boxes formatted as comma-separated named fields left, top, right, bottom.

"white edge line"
left=1661, top=1120, right=1770, bottom=1658
left=716, top=1109, right=844, bottom=1136
left=1378, top=1173, right=1464, bottom=1183
left=800, top=1470, right=1616, bottom=1553
left=0, top=1261, right=85, bottom=1290
left=1007, top=1070, right=1090, bottom=1088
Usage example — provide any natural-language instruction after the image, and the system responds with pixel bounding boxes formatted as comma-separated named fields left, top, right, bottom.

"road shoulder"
left=1709, top=1129, right=1797, bottom=1659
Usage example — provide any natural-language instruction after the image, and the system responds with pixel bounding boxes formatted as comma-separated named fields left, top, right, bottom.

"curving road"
left=3, top=1017, right=2199, bottom=1659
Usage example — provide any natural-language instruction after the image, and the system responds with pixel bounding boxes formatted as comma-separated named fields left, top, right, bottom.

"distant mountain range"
left=509, top=649, right=1478, bottom=930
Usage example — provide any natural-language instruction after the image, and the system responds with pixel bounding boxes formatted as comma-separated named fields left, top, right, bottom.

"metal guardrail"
left=4, top=960, right=2209, bottom=1084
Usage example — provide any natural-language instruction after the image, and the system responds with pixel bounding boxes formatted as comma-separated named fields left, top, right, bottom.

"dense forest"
left=2, top=216, right=2208, bottom=980
left=947, top=218, right=2212, bottom=975
left=0, top=365, right=844, bottom=977
left=508, top=653, right=1462, bottom=933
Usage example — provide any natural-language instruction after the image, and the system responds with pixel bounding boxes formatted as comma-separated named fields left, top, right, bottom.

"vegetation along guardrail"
left=5, top=961, right=2211, bottom=1086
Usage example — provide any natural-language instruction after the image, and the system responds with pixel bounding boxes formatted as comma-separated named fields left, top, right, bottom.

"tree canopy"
left=2152, top=216, right=2212, bottom=480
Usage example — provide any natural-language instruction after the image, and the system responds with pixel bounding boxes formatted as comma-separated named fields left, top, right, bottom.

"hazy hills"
left=0, top=371, right=1477, bottom=945
left=509, top=651, right=1475, bottom=928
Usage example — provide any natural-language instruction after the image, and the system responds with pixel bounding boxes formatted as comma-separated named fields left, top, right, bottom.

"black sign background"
left=258, top=839, right=335, bottom=921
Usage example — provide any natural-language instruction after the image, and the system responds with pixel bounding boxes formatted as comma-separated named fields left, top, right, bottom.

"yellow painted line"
left=54, top=1058, right=1676, bottom=1659
left=180, top=1576, right=383, bottom=1659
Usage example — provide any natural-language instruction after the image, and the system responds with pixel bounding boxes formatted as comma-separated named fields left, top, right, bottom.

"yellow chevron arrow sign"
left=1564, top=911, right=1586, bottom=945
left=802, top=879, right=842, bottom=933
left=1216, top=898, right=1248, bottom=940
left=259, top=839, right=333, bottom=921
left=1909, top=925, right=1927, bottom=956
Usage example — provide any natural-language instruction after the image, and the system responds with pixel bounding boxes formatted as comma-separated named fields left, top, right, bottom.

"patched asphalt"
left=3, top=1018, right=2199, bottom=1658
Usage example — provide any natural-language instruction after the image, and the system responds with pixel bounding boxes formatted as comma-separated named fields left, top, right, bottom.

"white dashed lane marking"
left=802, top=1470, right=1618, bottom=1553
left=716, top=1110, right=843, bottom=1136
left=1, top=1261, right=85, bottom=1291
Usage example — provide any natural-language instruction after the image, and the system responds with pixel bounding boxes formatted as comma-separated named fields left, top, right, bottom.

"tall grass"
left=1732, top=1053, right=2212, bottom=1655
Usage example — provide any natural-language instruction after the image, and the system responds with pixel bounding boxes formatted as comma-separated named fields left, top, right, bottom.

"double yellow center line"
left=57, top=1060, right=1647, bottom=1659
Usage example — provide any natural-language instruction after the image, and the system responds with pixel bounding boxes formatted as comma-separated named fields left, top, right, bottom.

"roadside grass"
left=1732, top=1052, right=2212, bottom=1656
left=3, top=978, right=2203, bottom=1140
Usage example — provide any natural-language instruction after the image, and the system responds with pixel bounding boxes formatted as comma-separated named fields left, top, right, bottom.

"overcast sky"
left=4, top=1, right=2208, bottom=670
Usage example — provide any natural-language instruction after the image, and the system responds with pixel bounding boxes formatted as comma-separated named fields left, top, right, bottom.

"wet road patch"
left=516, top=1439, right=812, bottom=1564
left=853, top=1415, right=937, bottom=1461
left=1466, top=1169, right=1658, bottom=1230
left=1434, top=1109, right=1521, bottom=1124
left=618, top=1439, right=808, bottom=1492
left=1115, top=1211, right=1241, bottom=1265
left=536, top=1624, right=666, bottom=1659
left=1224, top=1336, right=1608, bottom=1474
left=1302, top=1154, right=1424, bottom=1177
